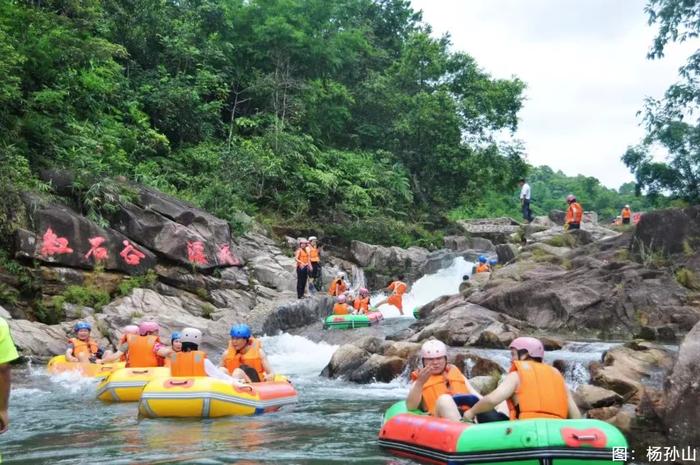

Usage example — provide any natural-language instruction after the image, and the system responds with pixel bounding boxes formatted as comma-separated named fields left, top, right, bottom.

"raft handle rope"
left=572, top=434, right=597, bottom=441
left=169, top=380, right=191, bottom=386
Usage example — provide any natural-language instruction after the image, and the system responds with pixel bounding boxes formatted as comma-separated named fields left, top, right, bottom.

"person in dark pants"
left=308, top=236, right=322, bottom=292
left=294, top=238, right=311, bottom=299
left=518, top=178, right=533, bottom=223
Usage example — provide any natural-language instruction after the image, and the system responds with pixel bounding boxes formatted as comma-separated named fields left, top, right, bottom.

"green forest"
left=0, top=0, right=691, bottom=248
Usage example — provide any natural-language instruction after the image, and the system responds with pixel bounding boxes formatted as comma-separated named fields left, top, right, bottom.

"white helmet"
left=421, top=339, right=447, bottom=358
left=309, top=236, right=317, bottom=241
left=625, top=204, right=630, bottom=208
left=180, top=327, right=202, bottom=345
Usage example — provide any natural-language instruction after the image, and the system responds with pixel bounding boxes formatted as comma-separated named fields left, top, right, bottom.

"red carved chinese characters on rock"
left=120, top=240, right=145, bottom=266
left=84, top=236, right=108, bottom=262
left=217, top=244, right=238, bottom=266
left=40, top=228, right=74, bottom=256
left=187, top=241, right=208, bottom=265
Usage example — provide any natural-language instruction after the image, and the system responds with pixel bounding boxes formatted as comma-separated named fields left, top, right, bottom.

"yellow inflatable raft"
left=138, top=375, right=298, bottom=418
left=96, top=367, right=170, bottom=402
left=47, top=355, right=125, bottom=379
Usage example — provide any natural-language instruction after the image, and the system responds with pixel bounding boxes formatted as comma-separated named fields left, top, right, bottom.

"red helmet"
left=359, top=288, right=369, bottom=296
left=509, top=337, right=545, bottom=359
left=566, top=194, right=576, bottom=203
left=421, top=339, right=447, bottom=358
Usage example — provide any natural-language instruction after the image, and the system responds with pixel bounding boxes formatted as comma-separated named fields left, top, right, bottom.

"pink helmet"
left=123, top=325, right=139, bottom=335
left=421, top=339, right=447, bottom=359
left=139, top=321, right=160, bottom=336
left=509, top=337, right=545, bottom=358
left=359, top=287, right=369, bottom=296
left=337, top=294, right=347, bottom=303
left=566, top=194, right=576, bottom=203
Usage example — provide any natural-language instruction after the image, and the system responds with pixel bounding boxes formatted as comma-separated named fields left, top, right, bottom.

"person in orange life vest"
left=333, top=294, right=351, bottom=315
left=407, top=340, right=506, bottom=422
left=169, top=328, right=249, bottom=386
left=621, top=204, right=632, bottom=225
left=473, top=255, right=491, bottom=273
left=162, top=331, right=182, bottom=367
left=375, top=275, right=408, bottom=315
left=462, top=337, right=581, bottom=423
left=100, top=324, right=139, bottom=363
left=220, top=324, right=275, bottom=383
left=564, top=194, right=583, bottom=231
left=352, top=288, right=370, bottom=315
left=295, top=238, right=312, bottom=299
left=328, top=272, right=348, bottom=297
left=116, top=320, right=172, bottom=368
left=308, top=236, right=322, bottom=289
left=66, top=322, right=113, bottom=364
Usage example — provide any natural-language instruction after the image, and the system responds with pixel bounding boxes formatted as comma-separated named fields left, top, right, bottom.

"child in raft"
left=351, top=288, right=370, bottom=315
left=65, top=321, right=114, bottom=364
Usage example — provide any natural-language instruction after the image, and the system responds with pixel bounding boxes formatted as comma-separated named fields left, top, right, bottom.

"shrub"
left=117, top=269, right=158, bottom=296
left=58, top=285, right=110, bottom=311
left=675, top=267, right=700, bottom=290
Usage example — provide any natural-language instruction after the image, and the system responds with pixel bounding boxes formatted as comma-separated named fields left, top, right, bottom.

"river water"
left=0, top=258, right=621, bottom=464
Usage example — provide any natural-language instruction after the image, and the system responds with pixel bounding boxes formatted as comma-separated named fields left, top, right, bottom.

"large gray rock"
left=7, top=319, right=67, bottom=357
left=248, top=254, right=296, bottom=291
left=574, top=384, right=624, bottom=409
left=495, top=243, right=517, bottom=264
left=261, top=296, right=334, bottom=334
left=350, top=240, right=429, bottom=287
left=321, top=344, right=370, bottom=378
left=457, top=218, right=521, bottom=245
left=634, top=205, right=700, bottom=256
left=663, top=321, right=700, bottom=453
left=348, top=354, right=405, bottom=383
left=15, top=193, right=156, bottom=275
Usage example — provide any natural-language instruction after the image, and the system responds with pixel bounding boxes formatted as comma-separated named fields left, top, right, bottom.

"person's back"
left=0, top=317, right=19, bottom=433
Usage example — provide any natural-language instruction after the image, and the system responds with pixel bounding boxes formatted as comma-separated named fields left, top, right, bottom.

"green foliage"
left=675, top=267, right=700, bottom=290
left=0, top=283, right=18, bottom=306
left=34, top=301, right=64, bottom=325
left=201, top=303, right=215, bottom=320
left=117, top=270, right=158, bottom=296
left=54, top=285, right=110, bottom=312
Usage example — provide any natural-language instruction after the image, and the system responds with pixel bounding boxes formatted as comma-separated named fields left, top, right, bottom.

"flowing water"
left=0, top=258, right=622, bottom=464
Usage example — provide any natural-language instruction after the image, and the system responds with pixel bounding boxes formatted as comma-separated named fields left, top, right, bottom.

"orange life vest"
left=328, top=279, right=348, bottom=296
left=295, top=247, right=310, bottom=268
left=410, top=364, right=470, bottom=415
left=169, top=351, right=207, bottom=377
left=69, top=337, right=98, bottom=357
left=222, top=338, right=265, bottom=379
left=475, top=263, right=490, bottom=273
left=388, top=281, right=407, bottom=295
left=621, top=207, right=631, bottom=219
left=125, top=334, right=162, bottom=368
left=333, top=303, right=351, bottom=315
left=309, top=245, right=320, bottom=263
left=353, top=297, right=369, bottom=313
left=566, top=202, right=583, bottom=224
left=507, top=360, right=568, bottom=420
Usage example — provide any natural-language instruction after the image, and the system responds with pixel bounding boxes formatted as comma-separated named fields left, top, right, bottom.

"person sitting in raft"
left=66, top=322, right=112, bottom=364
left=461, top=337, right=581, bottom=423
left=407, top=339, right=507, bottom=423
left=163, top=332, right=182, bottom=367
left=220, top=324, right=276, bottom=383
left=114, top=320, right=172, bottom=368
left=564, top=194, right=583, bottom=231
left=328, top=272, right=348, bottom=297
left=473, top=255, right=491, bottom=273
left=352, top=288, right=370, bottom=315
left=100, top=324, right=139, bottom=363
left=333, top=294, right=351, bottom=315
left=375, top=275, right=408, bottom=315
left=169, top=327, right=248, bottom=386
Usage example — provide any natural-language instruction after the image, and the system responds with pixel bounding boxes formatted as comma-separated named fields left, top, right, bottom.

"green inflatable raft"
left=323, top=310, right=384, bottom=329
left=378, top=401, right=629, bottom=464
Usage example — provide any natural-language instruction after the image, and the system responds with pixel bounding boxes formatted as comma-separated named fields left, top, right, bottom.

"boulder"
left=248, top=254, right=296, bottom=291
left=383, top=341, right=421, bottom=359
left=633, top=205, right=700, bottom=256
left=663, top=320, right=700, bottom=450
left=321, top=344, right=370, bottom=378
left=350, top=240, right=429, bottom=284
left=261, top=296, right=334, bottom=334
left=15, top=193, right=156, bottom=275
left=458, top=353, right=505, bottom=377
left=348, top=354, right=405, bottom=383
left=7, top=319, right=67, bottom=357
left=468, top=375, right=499, bottom=395
left=457, top=218, right=521, bottom=245
left=574, top=384, right=623, bottom=409
left=443, top=235, right=469, bottom=251
left=495, top=243, right=517, bottom=264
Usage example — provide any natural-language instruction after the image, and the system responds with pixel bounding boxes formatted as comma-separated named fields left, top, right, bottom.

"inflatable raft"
left=138, top=375, right=298, bottom=418
left=96, top=367, right=170, bottom=402
left=47, top=355, right=125, bottom=378
left=378, top=402, right=628, bottom=465
left=323, top=310, right=384, bottom=329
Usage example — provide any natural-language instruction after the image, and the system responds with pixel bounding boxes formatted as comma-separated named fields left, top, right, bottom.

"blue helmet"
left=230, top=324, right=252, bottom=339
left=171, top=331, right=182, bottom=343
left=74, top=321, right=91, bottom=332
left=478, top=255, right=487, bottom=263
left=489, top=258, right=498, bottom=266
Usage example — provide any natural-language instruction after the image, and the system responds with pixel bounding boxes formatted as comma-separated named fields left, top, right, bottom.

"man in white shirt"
left=518, top=178, right=533, bottom=223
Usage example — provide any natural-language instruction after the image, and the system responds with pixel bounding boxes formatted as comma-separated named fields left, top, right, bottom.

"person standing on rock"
left=407, top=340, right=507, bottom=423
left=462, top=337, right=581, bottom=423
left=0, top=317, right=19, bottom=434
left=518, top=178, right=533, bottom=223
left=620, top=205, right=632, bottom=225
left=308, top=236, right=322, bottom=292
left=294, top=238, right=312, bottom=299
left=564, top=194, right=583, bottom=231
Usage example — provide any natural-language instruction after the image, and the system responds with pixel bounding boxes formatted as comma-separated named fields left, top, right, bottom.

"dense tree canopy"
left=623, top=0, right=700, bottom=204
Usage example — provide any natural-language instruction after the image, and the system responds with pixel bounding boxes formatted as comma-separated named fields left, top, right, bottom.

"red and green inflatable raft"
left=323, top=310, right=384, bottom=329
left=378, top=401, right=628, bottom=464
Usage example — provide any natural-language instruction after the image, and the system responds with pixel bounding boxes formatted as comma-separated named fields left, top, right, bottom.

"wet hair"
left=181, top=342, right=199, bottom=352
left=397, top=274, right=405, bottom=280
left=518, top=178, right=526, bottom=183
left=552, top=359, right=567, bottom=374
left=462, top=275, right=470, bottom=281
left=517, top=349, right=542, bottom=363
